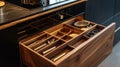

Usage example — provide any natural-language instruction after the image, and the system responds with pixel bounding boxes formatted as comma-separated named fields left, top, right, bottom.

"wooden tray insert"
left=21, top=32, right=47, bottom=46
left=32, top=36, right=58, bottom=51
left=66, top=19, right=96, bottom=32
left=19, top=19, right=106, bottom=65
left=47, top=24, right=83, bottom=39
left=38, top=40, right=65, bottom=55
left=59, top=26, right=71, bottom=34
left=51, top=31, right=65, bottom=38
left=46, top=46, right=74, bottom=62
left=84, top=25, right=104, bottom=38
left=69, top=36, right=89, bottom=48
left=61, top=35, right=73, bottom=41
left=27, top=34, right=51, bottom=49
left=68, top=30, right=80, bottom=38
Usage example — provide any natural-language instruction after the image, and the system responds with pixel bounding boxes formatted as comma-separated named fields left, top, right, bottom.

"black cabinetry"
left=86, top=0, right=120, bottom=45
left=86, top=0, right=114, bottom=24
left=113, top=0, right=120, bottom=45
left=0, top=26, right=20, bottom=67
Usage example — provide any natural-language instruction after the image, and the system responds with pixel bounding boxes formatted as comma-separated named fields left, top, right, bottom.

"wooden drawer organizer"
left=19, top=16, right=116, bottom=67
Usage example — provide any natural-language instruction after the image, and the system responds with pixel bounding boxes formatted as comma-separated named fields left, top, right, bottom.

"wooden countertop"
left=0, top=0, right=86, bottom=30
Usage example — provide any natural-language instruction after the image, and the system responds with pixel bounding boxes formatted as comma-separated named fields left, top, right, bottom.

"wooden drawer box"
left=19, top=16, right=115, bottom=67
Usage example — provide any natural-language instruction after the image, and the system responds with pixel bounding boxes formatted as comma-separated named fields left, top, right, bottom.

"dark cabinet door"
left=85, top=0, right=114, bottom=25
left=0, top=26, right=20, bottom=67
left=113, top=0, right=120, bottom=28
left=85, top=0, right=120, bottom=45
left=113, top=0, right=120, bottom=44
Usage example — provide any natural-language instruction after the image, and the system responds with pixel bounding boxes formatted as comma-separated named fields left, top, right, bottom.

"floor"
left=98, top=41, right=120, bottom=67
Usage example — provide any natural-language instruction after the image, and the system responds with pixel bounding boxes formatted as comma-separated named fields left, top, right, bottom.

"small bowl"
left=73, top=21, right=90, bottom=28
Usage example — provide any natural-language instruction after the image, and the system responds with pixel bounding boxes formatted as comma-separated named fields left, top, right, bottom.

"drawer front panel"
left=79, top=23, right=115, bottom=67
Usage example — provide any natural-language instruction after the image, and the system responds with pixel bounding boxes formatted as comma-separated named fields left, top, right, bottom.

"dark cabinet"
left=113, top=0, right=120, bottom=45
left=86, top=0, right=114, bottom=24
left=0, top=26, right=20, bottom=67
left=86, top=0, right=120, bottom=45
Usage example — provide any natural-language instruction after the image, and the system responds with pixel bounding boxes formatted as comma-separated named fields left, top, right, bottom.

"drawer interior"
left=19, top=15, right=106, bottom=66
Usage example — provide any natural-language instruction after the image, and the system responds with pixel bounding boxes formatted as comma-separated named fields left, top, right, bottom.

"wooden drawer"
left=19, top=15, right=115, bottom=67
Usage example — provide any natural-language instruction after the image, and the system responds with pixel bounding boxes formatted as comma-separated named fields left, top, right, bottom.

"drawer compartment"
left=46, top=46, right=74, bottom=62
left=38, top=40, right=65, bottom=55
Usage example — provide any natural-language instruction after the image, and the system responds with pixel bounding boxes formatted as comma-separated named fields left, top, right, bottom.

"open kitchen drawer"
left=19, top=15, right=115, bottom=67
